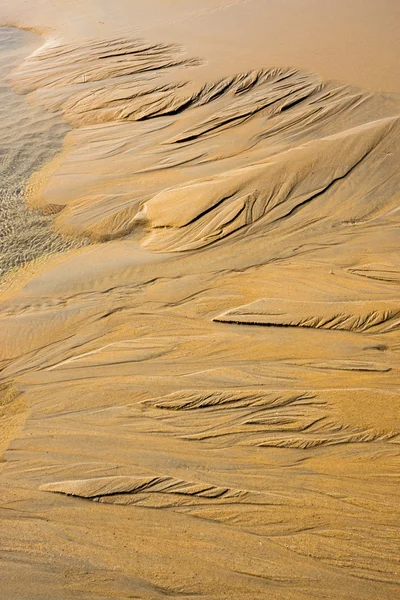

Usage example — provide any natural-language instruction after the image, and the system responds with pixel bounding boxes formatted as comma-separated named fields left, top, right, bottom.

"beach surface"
left=0, top=2, right=399, bottom=599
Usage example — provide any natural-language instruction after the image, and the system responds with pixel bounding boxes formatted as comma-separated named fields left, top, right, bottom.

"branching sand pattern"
left=0, top=7, right=399, bottom=600
left=214, top=299, right=400, bottom=333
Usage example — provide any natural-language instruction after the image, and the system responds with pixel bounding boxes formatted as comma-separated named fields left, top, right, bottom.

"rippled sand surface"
left=0, top=28, right=89, bottom=280
left=0, top=2, right=399, bottom=599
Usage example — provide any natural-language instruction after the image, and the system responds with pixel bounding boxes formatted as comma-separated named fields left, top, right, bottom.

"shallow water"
left=0, top=27, right=87, bottom=278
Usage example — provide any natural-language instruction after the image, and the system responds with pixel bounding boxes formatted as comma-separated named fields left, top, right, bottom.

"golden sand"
left=0, top=2, right=399, bottom=599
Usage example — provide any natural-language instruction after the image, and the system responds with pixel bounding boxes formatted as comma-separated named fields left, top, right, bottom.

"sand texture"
left=0, top=27, right=89, bottom=280
left=0, top=1, right=399, bottom=599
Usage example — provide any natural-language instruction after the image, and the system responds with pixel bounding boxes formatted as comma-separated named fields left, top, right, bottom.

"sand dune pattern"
left=144, top=389, right=397, bottom=449
left=10, top=34, right=398, bottom=249
left=0, top=15, right=399, bottom=600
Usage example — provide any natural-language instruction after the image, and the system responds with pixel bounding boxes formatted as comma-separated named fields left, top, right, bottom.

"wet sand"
left=0, top=2, right=399, bottom=599
left=0, top=27, right=88, bottom=281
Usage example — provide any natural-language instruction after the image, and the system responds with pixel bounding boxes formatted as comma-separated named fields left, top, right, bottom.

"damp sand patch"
left=0, top=27, right=89, bottom=280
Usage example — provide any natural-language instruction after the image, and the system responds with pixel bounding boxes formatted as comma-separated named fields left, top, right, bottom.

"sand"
left=0, top=1, right=399, bottom=599
left=0, top=27, right=89, bottom=280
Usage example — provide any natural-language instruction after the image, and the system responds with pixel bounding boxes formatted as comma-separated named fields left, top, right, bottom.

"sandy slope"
left=0, top=1, right=399, bottom=599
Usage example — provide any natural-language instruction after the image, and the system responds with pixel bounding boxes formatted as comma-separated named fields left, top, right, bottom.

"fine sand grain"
left=0, top=2, right=399, bottom=599
left=0, top=27, right=89, bottom=280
